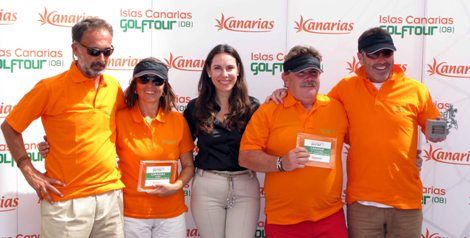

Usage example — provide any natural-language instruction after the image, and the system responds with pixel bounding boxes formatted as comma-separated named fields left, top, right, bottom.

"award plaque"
left=297, top=133, right=337, bottom=169
left=426, top=119, right=448, bottom=141
left=137, top=160, right=178, bottom=192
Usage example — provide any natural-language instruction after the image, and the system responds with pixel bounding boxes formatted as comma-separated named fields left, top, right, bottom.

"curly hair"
left=194, top=44, right=254, bottom=134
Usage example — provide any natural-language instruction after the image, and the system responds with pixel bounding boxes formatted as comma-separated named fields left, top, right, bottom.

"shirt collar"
left=131, top=104, right=167, bottom=124
left=68, top=61, right=108, bottom=87
left=283, top=91, right=328, bottom=111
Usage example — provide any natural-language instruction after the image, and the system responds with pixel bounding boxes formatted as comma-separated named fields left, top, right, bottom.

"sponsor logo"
left=427, top=58, right=470, bottom=79
left=119, top=8, right=193, bottom=32
left=0, top=48, right=64, bottom=73
left=164, top=53, right=204, bottom=72
left=106, top=56, right=141, bottom=70
left=250, top=52, right=285, bottom=76
left=346, top=56, right=407, bottom=74
left=379, top=15, right=455, bottom=38
left=0, top=195, right=18, bottom=212
left=422, top=186, right=447, bottom=205
left=0, top=9, right=18, bottom=25
left=186, top=228, right=200, bottom=237
left=0, top=102, right=14, bottom=118
left=0, top=143, right=44, bottom=167
left=259, top=186, right=265, bottom=198
left=294, top=16, right=354, bottom=34
left=255, top=221, right=266, bottom=238
left=421, top=228, right=449, bottom=238
left=16, top=234, right=41, bottom=238
left=38, top=7, right=94, bottom=27
left=175, top=95, right=191, bottom=113
left=183, top=183, right=190, bottom=197
left=423, top=144, right=470, bottom=166
left=215, top=13, right=274, bottom=32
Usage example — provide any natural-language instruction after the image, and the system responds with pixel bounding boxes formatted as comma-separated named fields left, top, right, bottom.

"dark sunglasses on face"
left=137, top=75, right=165, bottom=86
left=365, top=49, right=394, bottom=59
left=76, top=41, right=114, bottom=57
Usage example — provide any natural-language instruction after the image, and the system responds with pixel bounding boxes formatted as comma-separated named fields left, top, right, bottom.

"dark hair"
left=72, top=17, right=113, bottom=42
left=124, top=58, right=176, bottom=112
left=195, top=44, right=253, bottom=134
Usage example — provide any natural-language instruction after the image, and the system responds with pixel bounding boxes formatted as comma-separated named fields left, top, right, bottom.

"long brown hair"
left=195, top=44, right=253, bottom=134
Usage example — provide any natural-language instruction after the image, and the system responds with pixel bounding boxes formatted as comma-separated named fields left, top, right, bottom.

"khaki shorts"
left=41, top=190, right=124, bottom=238
left=347, top=202, right=422, bottom=238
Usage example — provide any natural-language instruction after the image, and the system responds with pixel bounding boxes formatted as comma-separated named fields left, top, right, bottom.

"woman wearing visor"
left=40, top=57, right=195, bottom=237
left=117, top=57, right=194, bottom=238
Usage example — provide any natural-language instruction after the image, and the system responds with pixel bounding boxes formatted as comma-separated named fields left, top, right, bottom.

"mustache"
left=91, top=61, right=106, bottom=68
left=300, top=81, right=317, bottom=87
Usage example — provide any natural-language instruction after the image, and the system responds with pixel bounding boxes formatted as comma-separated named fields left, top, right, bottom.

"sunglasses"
left=364, top=49, right=394, bottom=59
left=76, top=41, right=114, bottom=57
left=137, top=75, right=165, bottom=86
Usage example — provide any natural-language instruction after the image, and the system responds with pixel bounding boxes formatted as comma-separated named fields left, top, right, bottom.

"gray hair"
left=71, top=17, right=113, bottom=42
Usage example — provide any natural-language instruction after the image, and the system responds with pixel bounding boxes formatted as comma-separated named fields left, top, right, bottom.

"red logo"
left=421, top=228, right=445, bottom=238
left=346, top=57, right=361, bottom=73
left=38, top=8, right=94, bottom=27
left=106, top=57, right=141, bottom=70
left=424, top=144, right=470, bottom=166
left=427, top=58, right=470, bottom=78
left=164, top=53, right=204, bottom=71
left=0, top=195, right=19, bottom=212
left=0, top=10, right=17, bottom=25
left=294, top=16, right=354, bottom=34
left=215, top=13, right=274, bottom=32
left=0, top=102, right=14, bottom=119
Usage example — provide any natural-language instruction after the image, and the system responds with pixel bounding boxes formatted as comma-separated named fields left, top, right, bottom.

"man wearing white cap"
left=328, top=27, right=441, bottom=237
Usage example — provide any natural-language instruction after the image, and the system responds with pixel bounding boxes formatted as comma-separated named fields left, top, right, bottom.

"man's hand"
left=38, top=136, right=49, bottom=158
left=265, top=88, right=287, bottom=104
left=146, top=180, right=183, bottom=197
left=20, top=163, right=65, bottom=202
left=281, top=147, right=310, bottom=171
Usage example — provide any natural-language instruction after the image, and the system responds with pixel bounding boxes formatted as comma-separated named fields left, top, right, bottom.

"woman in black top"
left=183, top=44, right=260, bottom=238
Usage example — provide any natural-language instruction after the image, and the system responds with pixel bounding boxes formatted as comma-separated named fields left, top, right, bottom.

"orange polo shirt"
left=328, top=65, right=440, bottom=209
left=6, top=62, right=125, bottom=201
left=117, top=105, right=194, bottom=218
left=240, top=92, right=348, bottom=225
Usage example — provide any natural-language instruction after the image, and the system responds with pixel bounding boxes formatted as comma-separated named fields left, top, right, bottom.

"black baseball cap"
left=358, top=29, right=396, bottom=54
left=133, top=58, right=168, bottom=80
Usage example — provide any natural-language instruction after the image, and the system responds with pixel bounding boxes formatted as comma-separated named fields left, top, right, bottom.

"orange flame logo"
left=294, top=15, right=354, bottom=34
left=427, top=58, right=470, bottom=78
left=38, top=8, right=92, bottom=27
left=164, top=53, right=204, bottom=71
left=215, top=13, right=274, bottom=33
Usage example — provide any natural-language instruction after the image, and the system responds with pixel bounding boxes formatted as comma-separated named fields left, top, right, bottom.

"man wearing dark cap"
left=239, top=45, right=349, bottom=237
left=329, top=27, right=441, bottom=237
left=1, top=18, right=125, bottom=237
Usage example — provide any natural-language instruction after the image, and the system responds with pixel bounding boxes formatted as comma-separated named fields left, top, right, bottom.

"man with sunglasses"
left=1, top=17, right=125, bottom=237
left=328, top=27, right=441, bottom=237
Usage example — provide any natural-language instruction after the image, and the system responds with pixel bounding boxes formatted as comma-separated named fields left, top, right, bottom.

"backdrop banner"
left=1, top=1, right=469, bottom=237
